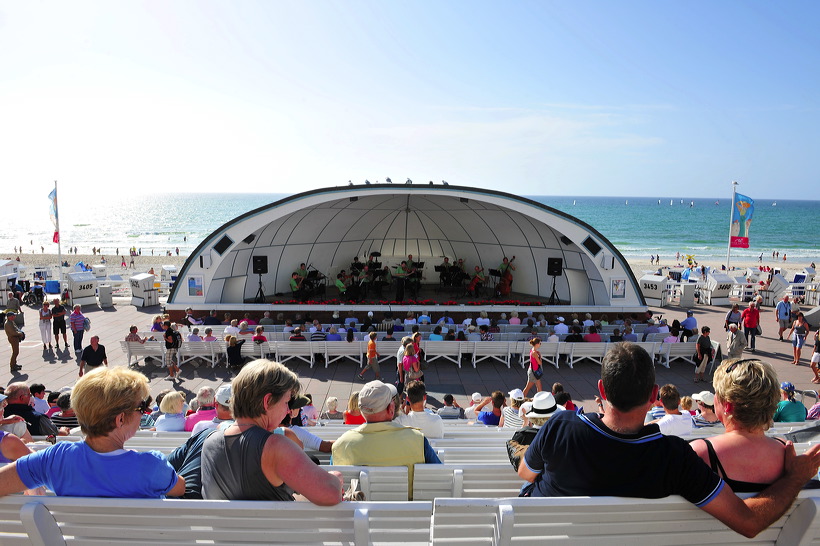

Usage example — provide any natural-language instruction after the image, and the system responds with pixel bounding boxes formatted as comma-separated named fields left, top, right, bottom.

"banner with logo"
left=730, top=193, right=754, bottom=248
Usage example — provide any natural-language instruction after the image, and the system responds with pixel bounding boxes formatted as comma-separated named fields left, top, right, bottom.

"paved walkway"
left=2, top=300, right=815, bottom=414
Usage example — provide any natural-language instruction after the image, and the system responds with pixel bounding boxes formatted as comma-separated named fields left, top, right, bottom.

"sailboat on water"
left=625, top=199, right=628, bottom=205
left=670, top=199, right=673, bottom=206
left=772, top=201, right=777, bottom=206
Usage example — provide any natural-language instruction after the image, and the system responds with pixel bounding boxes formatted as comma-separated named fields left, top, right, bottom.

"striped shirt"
left=501, top=406, right=523, bottom=428
left=69, top=311, right=85, bottom=332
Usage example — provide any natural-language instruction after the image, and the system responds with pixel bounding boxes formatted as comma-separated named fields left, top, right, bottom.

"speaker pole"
left=254, top=273, right=266, bottom=303
left=548, top=275, right=560, bottom=306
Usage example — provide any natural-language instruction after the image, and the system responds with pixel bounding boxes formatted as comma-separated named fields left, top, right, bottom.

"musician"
left=394, top=261, right=409, bottom=302
left=497, top=256, right=516, bottom=296
left=452, top=258, right=468, bottom=286
left=403, top=258, right=420, bottom=299
left=335, top=273, right=348, bottom=298
left=350, top=256, right=363, bottom=272
left=466, top=266, right=486, bottom=297
left=295, top=263, right=308, bottom=281
left=290, top=272, right=306, bottom=301
left=439, top=257, right=452, bottom=286
left=358, top=265, right=372, bottom=300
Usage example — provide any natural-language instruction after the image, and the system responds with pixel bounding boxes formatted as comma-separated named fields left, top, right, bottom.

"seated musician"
left=335, top=273, right=348, bottom=298
left=290, top=272, right=306, bottom=301
left=439, top=257, right=452, bottom=286
left=295, top=263, right=308, bottom=281
left=452, top=258, right=468, bottom=286
left=466, top=266, right=486, bottom=297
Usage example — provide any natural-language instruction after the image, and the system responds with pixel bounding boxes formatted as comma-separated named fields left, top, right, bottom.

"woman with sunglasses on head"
left=0, top=367, right=185, bottom=498
left=690, top=359, right=790, bottom=492
left=201, top=359, right=342, bottom=504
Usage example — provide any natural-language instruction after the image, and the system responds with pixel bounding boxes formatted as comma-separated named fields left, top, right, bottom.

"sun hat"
left=288, top=394, right=311, bottom=410
left=557, top=316, right=565, bottom=322
left=525, top=392, right=559, bottom=419
left=215, top=384, right=232, bottom=406
left=508, top=388, right=525, bottom=401
left=358, top=380, right=398, bottom=414
left=471, top=392, right=482, bottom=403
left=691, top=391, right=715, bottom=406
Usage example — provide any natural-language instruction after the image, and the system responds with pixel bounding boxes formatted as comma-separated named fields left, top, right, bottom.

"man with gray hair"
left=184, top=386, right=217, bottom=432
left=726, top=323, right=746, bottom=359
left=191, top=384, right=233, bottom=434
left=331, top=380, right=441, bottom=498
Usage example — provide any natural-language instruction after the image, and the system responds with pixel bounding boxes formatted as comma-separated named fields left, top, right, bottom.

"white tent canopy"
left=169, top=186, right=644, bottom=307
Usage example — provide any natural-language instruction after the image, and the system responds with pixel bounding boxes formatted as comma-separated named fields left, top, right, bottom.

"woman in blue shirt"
left=0, top=367, right=185, bottom=498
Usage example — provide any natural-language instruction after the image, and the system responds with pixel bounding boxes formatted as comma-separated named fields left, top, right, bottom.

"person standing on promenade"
left=69, top=305, right=86, bottom=354
left=726, top=324, right=746, bottom=359
left=37, top=300, right=53, bottom=351
left=787, top=312, right=811, bottom=367
left=4, top=311, right=23, bottom=373
left=519, top=342, right=820, bottom=539
left=163, top=321, right=182, bottom=381
left=741, top=301, right=761, bottom=352
left=775, top=296, right=792, bottom=342
left=79, top=336, right=108, bottom=377
left=51, top=298, right=68, bottom=350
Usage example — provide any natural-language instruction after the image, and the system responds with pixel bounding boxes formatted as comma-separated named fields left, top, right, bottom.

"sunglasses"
left=724, top=359, right=755, bottom=375
left=134, top=398, right=151, bottom=414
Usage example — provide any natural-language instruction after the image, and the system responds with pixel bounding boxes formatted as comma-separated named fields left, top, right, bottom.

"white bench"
left=413, top=464, right=521, bottom=500
left=430, top=494, right=820, bottom=545
left=177, top=340, right=219, bottom=368
left=423, top=341, right=464, bottom=368
left=472, top=342, right=511, bottom=368
left=659, top=341, right=698, bottom=368
left=271, top=340, right=315, bottom=367
left=566, top=342, right=608, bottom=368
left=321, top=341, right=365, bottom=368
left=0, top=496, right=432, bottom=546
left=119, top=340, right=166, bottom=367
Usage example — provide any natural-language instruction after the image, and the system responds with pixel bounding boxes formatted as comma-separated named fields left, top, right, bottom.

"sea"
left=4, top=192, right=819, bottom=266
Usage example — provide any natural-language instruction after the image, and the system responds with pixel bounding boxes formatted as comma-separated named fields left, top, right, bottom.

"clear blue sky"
left=1, top=1, right=817, bottom=200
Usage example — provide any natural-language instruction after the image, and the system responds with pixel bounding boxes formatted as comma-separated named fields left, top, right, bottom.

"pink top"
left=529, top=350, right=540, bottom=371
left=403, top=354, right=419, bottom=372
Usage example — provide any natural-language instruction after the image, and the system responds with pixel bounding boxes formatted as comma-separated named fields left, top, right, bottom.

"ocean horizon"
left=5, top=192, right=818, bottom=265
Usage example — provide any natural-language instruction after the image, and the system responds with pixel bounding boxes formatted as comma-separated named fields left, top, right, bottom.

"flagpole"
left=54, top=181, right=63, bottom=288
left=726, top=180, right=737, bottom=269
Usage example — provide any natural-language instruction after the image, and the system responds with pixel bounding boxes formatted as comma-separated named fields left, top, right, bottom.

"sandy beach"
left=4, top=253, right=806, bottom=285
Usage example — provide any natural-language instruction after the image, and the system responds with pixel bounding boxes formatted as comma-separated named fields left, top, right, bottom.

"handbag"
left=532, top=365, right=544, bottom=379
left=756, top=324, right=763, bottom=336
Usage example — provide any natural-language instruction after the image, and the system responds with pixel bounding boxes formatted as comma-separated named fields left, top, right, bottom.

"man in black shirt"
left=3, top=382, right=62, bottom=436
left=520, top=341, right=820, bottom=539
left=79, top=335, right=108, bottom=377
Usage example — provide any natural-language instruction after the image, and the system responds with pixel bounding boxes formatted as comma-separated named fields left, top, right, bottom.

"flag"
left=48, top=187, right=59, bottom=243
left=730, top=193, right=754, bottom=248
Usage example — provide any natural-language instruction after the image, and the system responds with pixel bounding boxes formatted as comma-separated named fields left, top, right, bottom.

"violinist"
left=466, top=266, right=486, bottom=297
left=394, top=261, right=410, bottom=302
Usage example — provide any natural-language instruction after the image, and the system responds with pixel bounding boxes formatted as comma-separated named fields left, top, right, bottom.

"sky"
left=1, top=1, right=818, bottom=200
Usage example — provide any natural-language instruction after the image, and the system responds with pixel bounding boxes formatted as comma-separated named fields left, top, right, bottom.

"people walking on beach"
left=788, top=313, right=811, bottom=366
left=120, top=256, right=126, bottom=268
left=69, top=304, right=86, bottom=353
left=775, top=296, right=792, bottom=341
left=741, top=301, right=761, bottom=352
left=38, top=301, right=53, bottom=350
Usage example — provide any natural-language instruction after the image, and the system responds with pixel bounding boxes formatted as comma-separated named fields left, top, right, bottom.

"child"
left=680, top=395, right=696, bottom=416
left=358, top=330, right=380, bottom=380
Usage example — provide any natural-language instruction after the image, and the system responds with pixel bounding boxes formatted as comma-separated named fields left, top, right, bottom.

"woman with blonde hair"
left=201, top=359, right=342, bottom=504
left=0, top=367, right=184, bottom=498
left=344, top=391, right=366, bottom=425
left=321, top=397, right=344, bottom=420
left=154, top=391, right=186, bottom=432
left=691, top=359, right=787, bottom=492
left=225, top=335, right=246, bottom=369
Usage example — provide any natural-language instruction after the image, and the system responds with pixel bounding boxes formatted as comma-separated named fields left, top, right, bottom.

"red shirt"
left=741, top=307, right=760, bottom=328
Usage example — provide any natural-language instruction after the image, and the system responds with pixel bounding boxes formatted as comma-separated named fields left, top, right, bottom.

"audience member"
left=51, top=392, right=80, bottom=430
left=397, top=381, right=444, bottom=438
left=500, top=389, right=525, bottom=428
left=191, top=385, right=234, bottom=434
left=506, top=391, right=561, bottom=471
left=29, top=384, right=50, bottom=414
left=437, top=394, right=463, bottom=419
left=0, top=367, right=185, bottom=498
left=320, top=397, right=344, bottom=421
left=344, top=392, right=366, bottom=425
left=154, top=391, right=187, bottom=432
left=773, top=382, right=807, bottom=422
left=692, top=391, right=722, bottom=428
left=185, top=387, right=218, bottom=432
left=3, top=382, right=62, bottom=436
left=472, top=391, right=505, bottom=426
left=650, top=384, right=693, bottom=436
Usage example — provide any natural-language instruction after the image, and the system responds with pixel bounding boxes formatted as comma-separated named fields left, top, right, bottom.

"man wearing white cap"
left=332, top=380, right=441, bottom=497
left=519, top=342, right=820, bottom=539
left=191, top=384, right=234, bottom=434
left=463, top=392, right=484, bottom=420
left=553, top=317, right=568, bottom=336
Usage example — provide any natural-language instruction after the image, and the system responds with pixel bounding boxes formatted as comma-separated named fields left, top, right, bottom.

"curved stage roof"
left=168, top=185, right=645, bottom=308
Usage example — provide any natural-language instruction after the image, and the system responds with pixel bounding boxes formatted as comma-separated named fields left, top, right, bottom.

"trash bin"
left=98, top=284, right=113, bottom=308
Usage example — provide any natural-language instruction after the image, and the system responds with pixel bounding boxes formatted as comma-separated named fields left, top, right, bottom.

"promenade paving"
left=2, top=299, right=815, bottom=414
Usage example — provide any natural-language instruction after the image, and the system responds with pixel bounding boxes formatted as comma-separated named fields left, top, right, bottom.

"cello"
left=496, top=256, right=516, bottom=297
